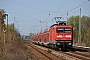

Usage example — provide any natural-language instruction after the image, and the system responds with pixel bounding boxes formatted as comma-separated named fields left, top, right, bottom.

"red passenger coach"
left=43, top=28, right=50, bottom=46
left=38, top=33, right=41, bottom=44
left=32, top=35, right=37, bottom=44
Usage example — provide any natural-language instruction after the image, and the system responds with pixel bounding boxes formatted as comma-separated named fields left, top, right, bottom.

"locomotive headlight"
left=57, top=35, right=62, bottom=38
left=68, top=43, right=72, bottom=45
left=57, top=43, right=60, bottom=45
left=65, top=35, right=71, bottom=38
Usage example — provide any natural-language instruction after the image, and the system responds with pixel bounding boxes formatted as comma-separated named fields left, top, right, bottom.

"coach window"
left=44, top=39, right=46, bottom=42
left=40, top=39, right=41, bottom=42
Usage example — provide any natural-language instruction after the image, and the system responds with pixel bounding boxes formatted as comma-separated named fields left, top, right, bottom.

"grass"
left=47, top=49, right=52, bottom=53
left=0, top=56, right=4, bottom=60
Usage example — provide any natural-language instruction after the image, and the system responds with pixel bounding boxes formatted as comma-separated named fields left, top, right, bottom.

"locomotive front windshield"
left=56, top=28, right=71, bottom=33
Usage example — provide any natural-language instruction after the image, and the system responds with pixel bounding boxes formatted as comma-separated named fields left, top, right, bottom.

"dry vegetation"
left=0, top=41, right=33, bottom=60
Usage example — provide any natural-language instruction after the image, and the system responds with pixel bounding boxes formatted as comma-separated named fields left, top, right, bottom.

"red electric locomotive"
left=48, top=23, right=73, bottom=50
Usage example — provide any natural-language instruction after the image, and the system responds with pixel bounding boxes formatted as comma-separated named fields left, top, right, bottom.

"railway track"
left=25, top=44, right=38, bottom=60
left=63, top=51, right=90, bottom=60
left=32, top=43, right=90, bottom=60
left=26, top=44, right=62, bottom=60
left=70, top=51, right=90, bottom=58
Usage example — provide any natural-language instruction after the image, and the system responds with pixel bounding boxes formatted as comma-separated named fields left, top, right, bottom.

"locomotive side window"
left=44, top=39, right=46, bottom=42
left=64, top=28, right=71, bottom=32
left=56, top=28, right=64, bottom=32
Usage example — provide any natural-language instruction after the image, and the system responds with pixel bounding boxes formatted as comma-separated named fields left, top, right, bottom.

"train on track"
left=32, top=17, right=73, bottom=50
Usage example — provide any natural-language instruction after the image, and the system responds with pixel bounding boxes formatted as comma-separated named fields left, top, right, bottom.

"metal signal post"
left=5, top=14, right=8, bottom=43
left=78, top=8, right=81, bottom=45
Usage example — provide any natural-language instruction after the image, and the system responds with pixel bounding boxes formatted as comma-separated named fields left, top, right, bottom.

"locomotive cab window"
left=56, top=28, right=71, bottom=33
left=56, top=28, right=64, bottom=33
left=64, top=28, right=71, bottom=32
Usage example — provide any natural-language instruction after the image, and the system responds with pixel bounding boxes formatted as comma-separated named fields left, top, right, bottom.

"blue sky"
left=0, top=0, right=90, bottom=35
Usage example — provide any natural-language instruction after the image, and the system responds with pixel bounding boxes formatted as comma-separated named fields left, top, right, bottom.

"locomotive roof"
left=50, top=24, right=72, bottom=28
left=50, top=24, right=59, bottom=28
left=50, top=21, right=67, bottom=28
left=50, top=24, right=67, bottom=28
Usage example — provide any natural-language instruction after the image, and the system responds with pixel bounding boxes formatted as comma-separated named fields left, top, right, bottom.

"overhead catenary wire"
left=4, top=0, right=90, bottom=20
left=68, top=0, right=90, bottom=12
left=4, top=0, right=52, bottom=28
left=9, top=12, right=39, bottom=21
left=4, top=0, right=49, bottom=12
left=60, top=0, right=90, bottom=20
left=50, top=0, right=67, bottom=17
left=43, top=0, right=90, bottom=24
left=40, top=0, right=67, bottom=26
left=70, top=1, right=90, bottom=17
